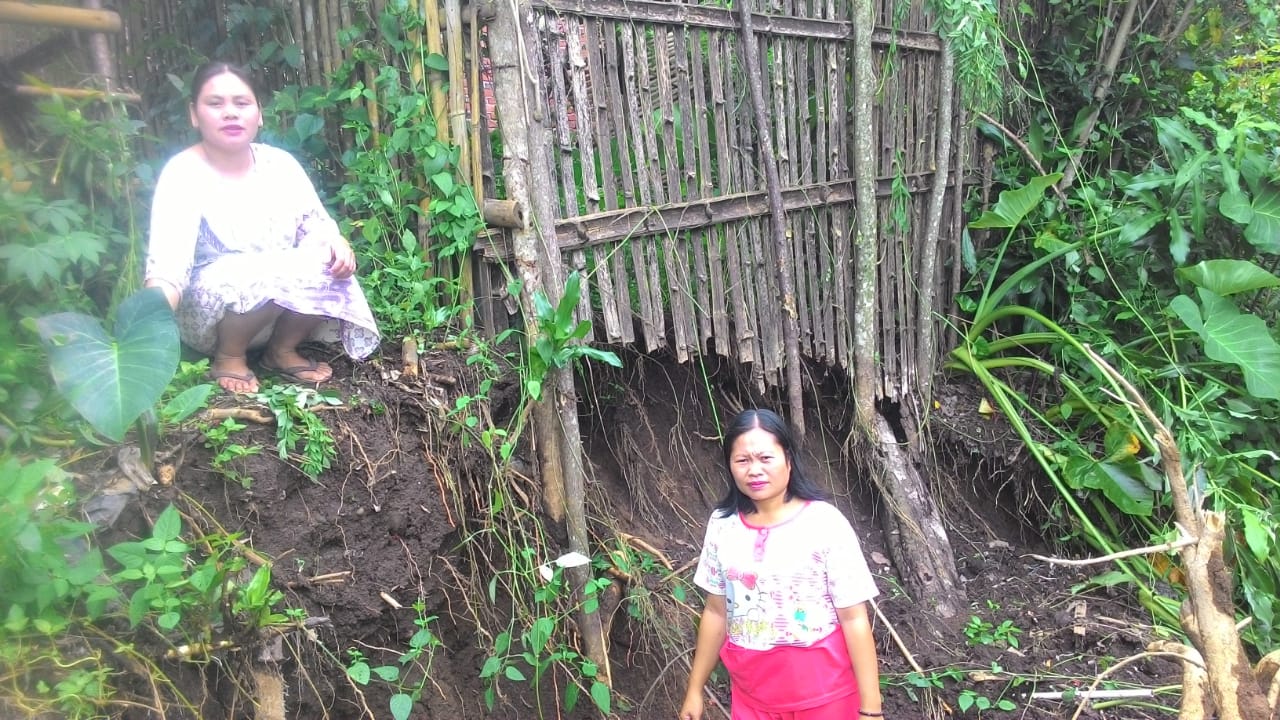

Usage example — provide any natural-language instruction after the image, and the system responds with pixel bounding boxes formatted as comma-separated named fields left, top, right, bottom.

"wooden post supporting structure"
left=81, top=0, right=116, bottom=88
left=0, top=1, right=121, bottom=31
left=848, top=0, right=962, bottom=619
left=735, top=3, right=806, bottom=440
left=489, top=0, right=611, bottom=689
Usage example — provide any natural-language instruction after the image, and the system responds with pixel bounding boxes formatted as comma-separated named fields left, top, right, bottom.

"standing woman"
left=145, top=61, right=380, bottom=393
left=680, top=409, right=884, bottom=720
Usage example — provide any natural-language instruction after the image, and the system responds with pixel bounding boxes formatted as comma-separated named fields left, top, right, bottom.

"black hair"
left=712, top=409, right=829, bottom=517
left=189, top=61, right=257, bottom=105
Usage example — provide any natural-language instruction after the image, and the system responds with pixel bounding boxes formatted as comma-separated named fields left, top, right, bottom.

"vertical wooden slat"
left=317, top=0, right=332, bottom=81
left=729, top=30, right=771, bottom=380
left=544, top=16, right=594, bottom=341
left=629, top=24, right=668, bottom=351
left=567, top=19, right=622, bottom=343
left=672, top=24, right=714, bottom=354
left=620, top=24, right=662, bottom=348
left=708, top=31, right=753, bottom=364
left=829, top=0, right=851, bottom=369
left=689, top=26, right=730, bottom=356
left=654, top=24, right=694, bottom=361
left=599, top=20, right=637, bottom=344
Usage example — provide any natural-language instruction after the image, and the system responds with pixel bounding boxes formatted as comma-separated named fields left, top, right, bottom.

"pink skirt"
left=720, top=629, right=859, bottom=717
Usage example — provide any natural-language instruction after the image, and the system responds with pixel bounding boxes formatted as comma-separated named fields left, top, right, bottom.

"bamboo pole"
left=445, top=0, right=469, bottom=180
left=916, top=42, right=955, bottom=405
left=422, top=0, right=448, bottom=142
left=445, top=0, right=474, bottom=305
left=318, top=0, right=334, bottom=81
left=483, top=199, right=525, bottom=227
left=468, top=3, right=483, bottom=195
left=15, top=84, right=141, bottom=103
left=0, top=1, right=120, bottom=31
left=288, top=0, right=305, bottom=78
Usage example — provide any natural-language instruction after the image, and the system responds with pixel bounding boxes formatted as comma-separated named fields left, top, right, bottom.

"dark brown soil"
left=108, top=344, right=1182, bottom=719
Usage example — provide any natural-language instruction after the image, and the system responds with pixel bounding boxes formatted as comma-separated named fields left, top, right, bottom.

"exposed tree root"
left=252, top=665, right=286, bottom=720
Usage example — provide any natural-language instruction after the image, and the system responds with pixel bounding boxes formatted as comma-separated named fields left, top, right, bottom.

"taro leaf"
left=1176, top=259, right=1280, bottom=296
left=1170, top=289, right=1280, bottom=400
left=35, top=288, right=179, bottom=442
left=969, top=173, right=1063, bottom=229
left=1219, top=173, right=1252, bottom=225
left=1063, top=455, right=1154, bottom=517
left=1243, top=182, right=1280, bottom=253
left=1119, top=209, right=1163, bottom=246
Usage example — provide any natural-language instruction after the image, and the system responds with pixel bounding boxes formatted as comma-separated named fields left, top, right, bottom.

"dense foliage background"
left=1, top=0, right=1278, bottom=716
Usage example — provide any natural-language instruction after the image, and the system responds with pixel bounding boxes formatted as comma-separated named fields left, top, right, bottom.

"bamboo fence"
left=475, top=0, right=964, bottom=398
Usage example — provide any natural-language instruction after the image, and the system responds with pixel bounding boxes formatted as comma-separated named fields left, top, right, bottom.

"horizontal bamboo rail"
left=475, top=172, right=959, bottom=259
left=15, top=84, right=141, bottom=103
left=531, top=0, right=941, bottom=51
left=0, top=1, right=122, bottom=32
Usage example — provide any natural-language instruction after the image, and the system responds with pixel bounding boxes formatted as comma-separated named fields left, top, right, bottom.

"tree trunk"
left=489, top=0, right=610, bottom=687
left=849, top=0, right=962, bottom=617
left=917, top=44, right=954, bottom=406
left=736, top=1, right=805, bottom=440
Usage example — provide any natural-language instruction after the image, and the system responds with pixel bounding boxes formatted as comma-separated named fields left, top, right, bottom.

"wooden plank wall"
left=478, top=0, right=960, bottom=397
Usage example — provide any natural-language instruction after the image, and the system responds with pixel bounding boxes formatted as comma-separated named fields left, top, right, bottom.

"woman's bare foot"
left=210, top=354, right=259, bottom=393
left=260, top=347, right=333, bottom=384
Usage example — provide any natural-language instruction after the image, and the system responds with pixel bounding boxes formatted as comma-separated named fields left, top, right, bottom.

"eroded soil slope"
left=113, top=346, right=1179, bottom=719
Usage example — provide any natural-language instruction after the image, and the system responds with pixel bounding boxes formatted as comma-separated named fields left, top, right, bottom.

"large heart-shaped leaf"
left=969, top=173, right=1063, bottom=229
left=1170, top=289, right=1280, bottom=400
left=1063, top=456, right=1154, bottom=517
left=1176, top=259, right=1280, bottom=296
left=1244, top=182, right=1280, bottom=253
left=35, top=288, right=180, bottom=441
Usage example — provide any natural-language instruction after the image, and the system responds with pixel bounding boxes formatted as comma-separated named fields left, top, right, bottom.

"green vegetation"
left=952, top=0, right=1280, bottom=661
left=256, top=383, right=342, bottom=480
left=345, top=600, right=443, bottom=720
left=963, top=615, right=1024, bottom=650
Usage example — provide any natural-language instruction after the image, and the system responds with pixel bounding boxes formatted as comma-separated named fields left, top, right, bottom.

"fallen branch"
left=286, top=571, right=352, bottom=589
left=1084, top=345, right=1273, bottom=720
left=1150, top=639, right=1212, bottom=719
left=204, top=407, right=274, bottom=424
left=1029, top=534, right=1197, bottom=566
left=976, top=111, right=1071, bottom=207
left=1070, top=651, right=1194, bottom=720
left=870, top=598, right=922, bottom=675
left=1032, top=687, right=1173, bottom=701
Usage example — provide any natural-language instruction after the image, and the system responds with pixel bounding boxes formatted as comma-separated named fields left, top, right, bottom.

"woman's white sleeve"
left=144, top=160, right=202, bottom=294
left=283, top=153, right=343, bottom=250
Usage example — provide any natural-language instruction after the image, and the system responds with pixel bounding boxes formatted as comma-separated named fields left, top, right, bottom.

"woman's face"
left=728, top=427, right=791, bottom=508
left=189, top=71, right=261, bottom=151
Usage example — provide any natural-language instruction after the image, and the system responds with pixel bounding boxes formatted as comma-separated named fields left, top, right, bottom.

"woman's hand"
left=677, top=692, right=704, bottom=720
left=327, top=239, right=356, bottom=279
